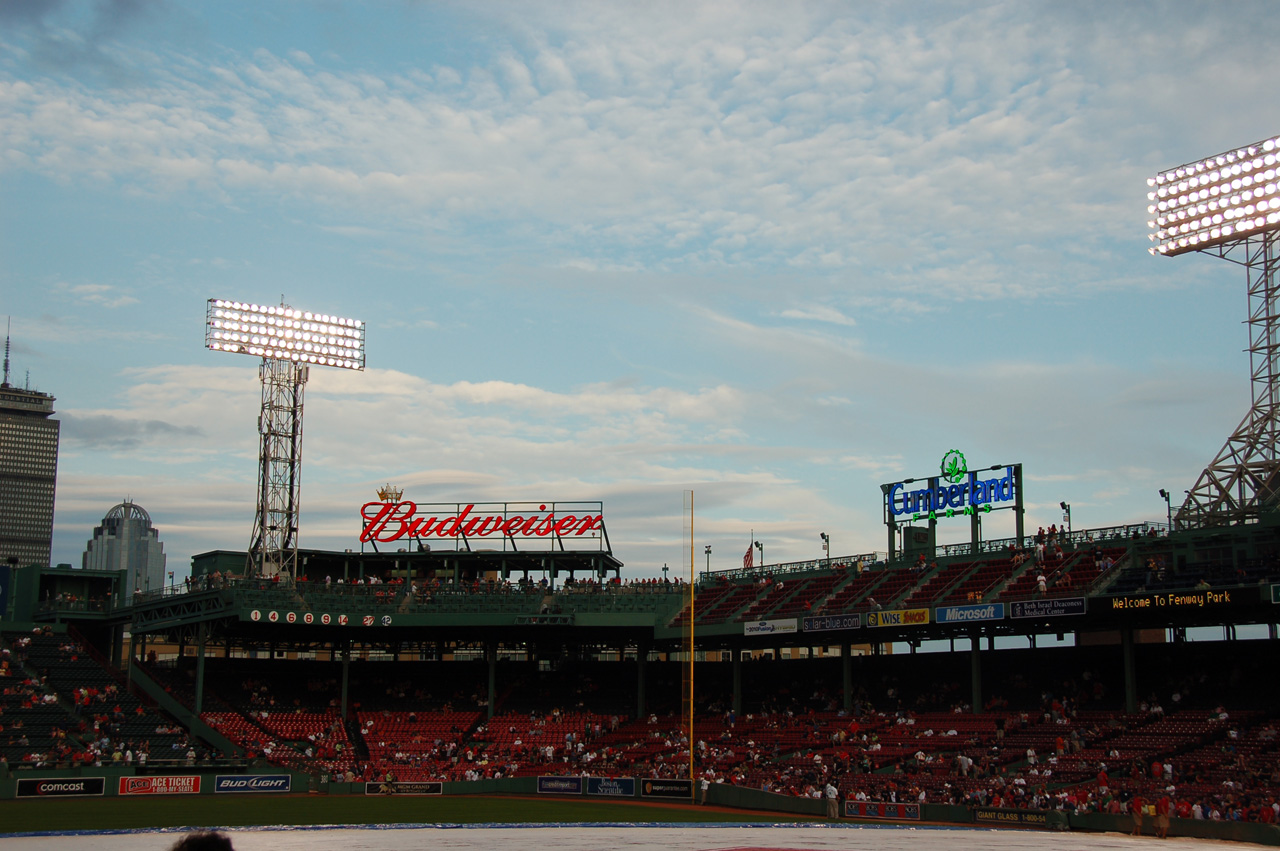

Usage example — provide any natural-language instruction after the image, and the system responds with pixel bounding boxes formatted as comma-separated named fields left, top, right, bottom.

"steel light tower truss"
left=1148, top=134, right=1280, bottom=528
left=205, top=299, right=365, bottom=579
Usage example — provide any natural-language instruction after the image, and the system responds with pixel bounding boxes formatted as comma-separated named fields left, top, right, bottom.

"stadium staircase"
left=818, top=567, right=887, bottom=613
left=699, top=583, right=762, bottom=624
left=107, top=662, right=241, bottom=757
left=344, top=716, right=370, bottom=761
left=995, top=553, right=1077, bottom=601
left=899, top=560, right=974, bottom=609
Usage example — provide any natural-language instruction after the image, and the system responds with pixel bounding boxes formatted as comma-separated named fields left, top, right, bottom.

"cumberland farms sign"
left=360, top=500, right=606, bottom=546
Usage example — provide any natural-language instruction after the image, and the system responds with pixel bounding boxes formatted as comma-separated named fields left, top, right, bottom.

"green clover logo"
left=940, top=449, right=967, bottom=484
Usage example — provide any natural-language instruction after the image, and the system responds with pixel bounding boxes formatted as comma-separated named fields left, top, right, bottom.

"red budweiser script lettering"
left=360, top=502, right=603, bottom=544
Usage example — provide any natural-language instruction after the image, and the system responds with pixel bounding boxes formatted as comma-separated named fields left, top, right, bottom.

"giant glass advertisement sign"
left=884, top=451, right=1019, bottom=523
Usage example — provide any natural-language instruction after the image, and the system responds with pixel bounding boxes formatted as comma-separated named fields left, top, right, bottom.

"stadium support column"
left=970, top=631, right=982, bottom=715
left=340, top=641, right=351, bottom=720
left=1014, top=463, right=1025, bottom=545
left=970, top=503, right=981, bottom=556
left=841, top=642, right=852, bottom=713
left=732, top=650, right=742, bottom=716
left=194, top=624, right=207, bottom=715
left=486, top=641, right=497, bottom=720
left=111, top=625, right=123, bottom=670
left=127, top=633, right=138, bottom=688
left=1121, top=628, right=1137, bottom=714
left=637, top=640, right=648, bottom=718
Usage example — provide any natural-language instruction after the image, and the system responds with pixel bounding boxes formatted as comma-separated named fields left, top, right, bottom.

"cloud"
left=0, top=0, right=161, bottom=83
left=3, top=3, right=1276, bottom=303
left=778, top=305, right=856, bottom=326
left=67, top=283, right=139, bottom=308
left=60, top=411, right=204, bottom=449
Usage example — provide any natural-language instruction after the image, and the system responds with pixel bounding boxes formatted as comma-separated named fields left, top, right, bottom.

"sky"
left=2, top=0, right=1278, bottom=581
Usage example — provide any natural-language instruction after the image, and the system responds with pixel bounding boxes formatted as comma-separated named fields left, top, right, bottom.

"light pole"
left=703, top=545, right=711, bottom=579
left=1059, top=502, right=1071, bottom=536
left=1159, top=489, right=1173, bottom=531
left=662, top=563, right=669, bottom=583
left=820, top=532, right=829, bottom=569
left=754, top=540, right=764, bottom=570
left=205, top=298, right=366, bottom=580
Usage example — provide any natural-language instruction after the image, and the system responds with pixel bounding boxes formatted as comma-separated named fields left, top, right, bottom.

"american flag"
left=743, top=543, right=754, bottom=569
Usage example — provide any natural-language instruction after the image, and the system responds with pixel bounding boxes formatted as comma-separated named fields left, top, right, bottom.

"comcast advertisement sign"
left=883, top=450, right=1020, bottom=523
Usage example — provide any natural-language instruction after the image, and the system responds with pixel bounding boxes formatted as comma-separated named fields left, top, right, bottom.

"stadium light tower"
left=205, top=299, right=366, bottom=580
left=1148, top=133, right=1280, bottom=529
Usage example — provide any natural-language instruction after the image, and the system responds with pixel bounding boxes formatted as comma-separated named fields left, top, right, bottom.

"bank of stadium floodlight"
left=205, top=299, right=366, bottom=580
left=1147, top=134, right=1280, bottom=529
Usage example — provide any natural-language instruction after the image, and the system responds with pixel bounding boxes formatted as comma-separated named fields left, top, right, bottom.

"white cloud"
left=3, top=5, right=1275, bottom=302
left=778, top=305, right=856, bottom=326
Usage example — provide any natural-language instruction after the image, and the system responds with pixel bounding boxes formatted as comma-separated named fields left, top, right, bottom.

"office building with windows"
left=82, top=501, right=168, bottom=593
left=0, top=377, right=60, bottom=569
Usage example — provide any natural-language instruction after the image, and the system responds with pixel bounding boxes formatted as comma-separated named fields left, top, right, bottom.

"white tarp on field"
left=0, top=823, right=1245, bottom=851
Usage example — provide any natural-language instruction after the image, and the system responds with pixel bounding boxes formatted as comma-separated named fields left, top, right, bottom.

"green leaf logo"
left=940, top=450, right=967, bottom=484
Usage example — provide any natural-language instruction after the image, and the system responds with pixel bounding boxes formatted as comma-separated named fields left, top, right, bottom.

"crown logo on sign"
left=377, top=484, right=403, bottom=502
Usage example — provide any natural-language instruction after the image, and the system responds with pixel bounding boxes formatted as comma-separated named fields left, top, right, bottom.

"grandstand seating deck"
left=736, top=582, right=792, bottom=622
left=771, top=574, right=842, bottom=618
left=668, top=583, right=734, bottom=627
left=3, top=630, right=214, bottom=769
left=940, top=558, right=1018, bottom=605
left=699, top=583, right=762, bottom=623
left=819, top=569, right=884, bottom=613
left=13, top=522, right=1280, bottom=817
left=900, top=560, right=975, bottom=608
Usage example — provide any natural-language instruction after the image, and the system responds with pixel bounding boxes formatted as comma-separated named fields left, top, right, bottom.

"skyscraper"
left=0, top=332, right=60, bottom=568
left=82, top=501, right=167, bottom=593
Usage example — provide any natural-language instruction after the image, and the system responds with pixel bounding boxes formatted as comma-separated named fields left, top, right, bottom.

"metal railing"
left=936, top=522, right=1166, bottom=559
left=704, top=552, right=884, bottom=585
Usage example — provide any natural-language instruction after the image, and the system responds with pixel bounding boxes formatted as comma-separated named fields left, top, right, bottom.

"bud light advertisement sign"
left=214, top=774, right=292, bottom=793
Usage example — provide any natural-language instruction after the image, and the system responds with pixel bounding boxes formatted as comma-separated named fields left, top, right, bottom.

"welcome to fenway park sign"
left=360, top=500, right=605, bottom=546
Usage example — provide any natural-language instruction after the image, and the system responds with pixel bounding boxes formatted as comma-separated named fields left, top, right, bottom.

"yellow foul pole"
left=685, top=489, right=695, bottom=786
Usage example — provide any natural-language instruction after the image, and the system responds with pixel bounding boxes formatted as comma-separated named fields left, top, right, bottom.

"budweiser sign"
left=360, top=501, right=604, bottom=544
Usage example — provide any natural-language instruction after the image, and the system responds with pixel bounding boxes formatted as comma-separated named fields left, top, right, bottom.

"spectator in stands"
left=1131, top=794, right=1145, bottom=835
left=1156, top=793, right=1171, bottom=838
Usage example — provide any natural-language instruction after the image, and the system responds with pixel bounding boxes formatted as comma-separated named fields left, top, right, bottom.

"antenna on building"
left=2, top=317, right=10, bottom=388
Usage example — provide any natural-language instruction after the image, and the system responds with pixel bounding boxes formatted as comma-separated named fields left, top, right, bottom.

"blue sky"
left=2, top=0, right=1277, bottom=578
